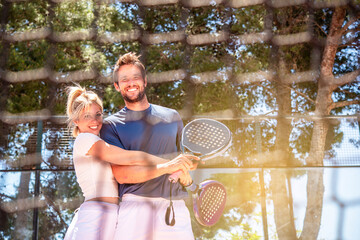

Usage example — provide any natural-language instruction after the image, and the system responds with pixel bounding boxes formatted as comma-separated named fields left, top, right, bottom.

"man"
left=100, top=52, right=197, bottom=240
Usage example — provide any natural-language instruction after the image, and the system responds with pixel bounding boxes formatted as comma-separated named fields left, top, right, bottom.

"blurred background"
left=0, top=0, right=359, bottom=239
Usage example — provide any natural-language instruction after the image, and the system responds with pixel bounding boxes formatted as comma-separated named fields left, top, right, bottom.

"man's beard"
left=122, top=89, right=146, bottom=103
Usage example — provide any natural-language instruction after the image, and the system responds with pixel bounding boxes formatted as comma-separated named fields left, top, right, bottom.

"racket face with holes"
left=181, top=119, right=231, bottom=161
left=193, top=180, right=227, bottom=226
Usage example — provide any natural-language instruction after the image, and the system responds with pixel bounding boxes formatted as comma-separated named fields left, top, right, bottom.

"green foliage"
left=53, top=0, right=94, bottom=32
left=97, top=4, right=137, bottom=33
left=7, top=41, right=49, bottom=71
left=291, top=81, right=317, bottom=113
left=143, top=5, right=181, bottom=33
left=290, top=120, right=313, bottom=158
left=230, top=223, right=262, bottom=240
left=52, top=83, right=71, bottom=115
left=146, top=43, right=185, bottom=72
left=188, top=6, right=227, bottom=34
left=233, top=43, right=270, bottom=73
left=233, top=81, right=275, bottom=116
left=103, top=84, right=125, bottom=114
left=191, top=43, right=227, bottom=73
left=273, top=5, right=308, bottom=34
left=193, top=81, right=237, bottom=113
left=147, top=81, right=185, bottom=110
left=38, top=171, right=83, bottom=239
left=228, top=120, right=276, bottom=166
left=280, top=44, right=312, bottom=72
left=7, top=82, right=48, bottom=113
left=54, top=41, right=105, bottom=72
left=6, top=0, right=48, bottom=32
left=231, top=5, right=265, bottom=34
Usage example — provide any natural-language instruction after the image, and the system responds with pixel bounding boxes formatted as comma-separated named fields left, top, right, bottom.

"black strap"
left=165, top=182, right=176, bottom=226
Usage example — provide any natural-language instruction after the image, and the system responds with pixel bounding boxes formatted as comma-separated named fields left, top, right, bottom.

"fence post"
left=256, top=121, right=269, bottom=240
left=32, top=121, right=43, bottom=240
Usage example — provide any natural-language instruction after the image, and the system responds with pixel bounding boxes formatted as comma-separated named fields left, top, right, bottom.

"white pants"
left=64, top=201, right=119, bottom=240
left=114, top=194, right=194, bottom=240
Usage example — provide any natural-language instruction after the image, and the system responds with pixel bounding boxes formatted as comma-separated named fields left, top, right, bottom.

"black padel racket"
left=188, top=180, right=227, bottom=226
left=169, top=118, right=232, bottom=182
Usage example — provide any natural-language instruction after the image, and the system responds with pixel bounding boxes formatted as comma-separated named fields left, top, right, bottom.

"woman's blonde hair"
left=66, top=84, right=103, bottom=137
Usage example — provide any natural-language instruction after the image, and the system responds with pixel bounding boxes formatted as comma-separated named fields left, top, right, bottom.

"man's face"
left=114, top=64, right=147, bottom=103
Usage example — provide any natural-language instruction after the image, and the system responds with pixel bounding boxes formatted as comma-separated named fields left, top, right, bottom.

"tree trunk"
left=271, top=57, right=297, bottom=239
left=300, top=169, right=325, bottom=240
left=271, top=170, right=297, bottom=240
left=300, top=7, right=347, bottom=240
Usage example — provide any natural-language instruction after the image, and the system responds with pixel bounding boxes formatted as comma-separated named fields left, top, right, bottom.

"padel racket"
left=189, top=180, right=227, bottom=226
left=169, top=118, right=232, bottom=182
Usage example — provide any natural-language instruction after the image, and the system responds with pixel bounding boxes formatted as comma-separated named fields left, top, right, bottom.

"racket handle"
left=168, top=170, right=182, bottom=183
left=169, top=171, right=199, bottom=193
left=185, top=182, right=198, bottom=193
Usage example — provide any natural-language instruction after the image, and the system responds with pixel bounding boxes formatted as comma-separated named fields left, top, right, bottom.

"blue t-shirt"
left=100, top=104, right=188, bottom=200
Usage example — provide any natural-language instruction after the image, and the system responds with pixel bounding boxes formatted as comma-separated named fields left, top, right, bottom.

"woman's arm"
left=112, top=154, right=199, bottom=184
left=112, top=165, right=168, bottom=184
left=87, top=139, right=185, bottom=166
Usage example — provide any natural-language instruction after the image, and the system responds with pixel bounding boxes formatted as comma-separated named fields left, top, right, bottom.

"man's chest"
left=116, top=120, right=179, bottom=153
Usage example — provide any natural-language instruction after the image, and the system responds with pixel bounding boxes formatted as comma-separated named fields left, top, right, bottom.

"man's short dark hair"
left=113, top=52, right=146, bottom=83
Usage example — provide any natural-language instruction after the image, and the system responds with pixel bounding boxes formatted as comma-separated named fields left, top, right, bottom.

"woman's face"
left=74, top=104, right=103, bottom=136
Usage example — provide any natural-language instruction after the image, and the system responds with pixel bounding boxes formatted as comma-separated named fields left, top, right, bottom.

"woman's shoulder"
left=76, top=132, right=101, bottom=139
left=74, top=133, right=102, bottom=145
left=73, top=133, right=102, bottom=157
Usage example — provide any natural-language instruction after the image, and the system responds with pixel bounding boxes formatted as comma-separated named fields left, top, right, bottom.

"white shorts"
left=64, top=201, right=119, bottom=240
left=114, top=194, right=194, bottom=240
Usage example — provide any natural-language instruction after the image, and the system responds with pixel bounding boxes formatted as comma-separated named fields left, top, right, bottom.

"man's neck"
left=125, top=97, right=150, bottom=111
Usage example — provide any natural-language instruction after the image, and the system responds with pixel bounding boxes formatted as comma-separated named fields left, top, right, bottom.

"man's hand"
left=159, top=154, right=200, bottom=174
left=178, top=171, right=193, bottom=187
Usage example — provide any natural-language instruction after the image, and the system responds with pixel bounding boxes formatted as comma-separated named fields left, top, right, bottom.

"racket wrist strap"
left=182, top=180, right=193, bottom=188
left=165, top=182, right=176, bottom=226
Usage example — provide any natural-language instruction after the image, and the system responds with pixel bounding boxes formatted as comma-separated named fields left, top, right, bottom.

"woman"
left=64, top=85, right=196, bottom=239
